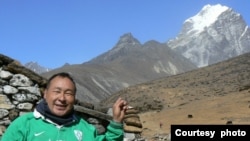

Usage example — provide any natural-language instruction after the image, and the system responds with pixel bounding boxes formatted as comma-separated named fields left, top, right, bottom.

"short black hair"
left=46, top=72, right=77, bottom=93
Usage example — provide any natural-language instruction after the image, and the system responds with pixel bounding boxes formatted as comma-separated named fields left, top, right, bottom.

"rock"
left=124, top=117, right=142, bottom=128
left=124, top=114, right=140, bottom=119
left=124, top=124, right=143, bottom=133
left=125, top=108, right=139, bottom=114
left=0, top=125, right=6, bottom=136
left=8, top=109, right=19, bottom=121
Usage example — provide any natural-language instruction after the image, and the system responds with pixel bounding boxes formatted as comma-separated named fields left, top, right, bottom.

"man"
left=1, top=72, right=128, bottom=141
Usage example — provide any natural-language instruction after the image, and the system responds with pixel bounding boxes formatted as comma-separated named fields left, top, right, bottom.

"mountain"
left=41, top=4, right=250, bottom=104
left=41, top=33, right=196, bottom=103
left=87, top=33, right=196, bottom=79
left=167, top=4, right=250, bottom=67
left=24, top=62, right=52, bottom=74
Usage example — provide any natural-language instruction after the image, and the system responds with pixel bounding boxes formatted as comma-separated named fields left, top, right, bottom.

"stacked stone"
left=123, top=107, right=143, bottom=134
left=0, top=54, right=47, bottom=136
left=0, top=69, right=44, bottom=134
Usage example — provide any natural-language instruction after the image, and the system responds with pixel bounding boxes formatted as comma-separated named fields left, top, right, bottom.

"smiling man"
left=1, top=72, right=128, bottom=141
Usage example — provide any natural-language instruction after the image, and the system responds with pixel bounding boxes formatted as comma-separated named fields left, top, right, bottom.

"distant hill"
left=24, top=62, right=52, bottom=74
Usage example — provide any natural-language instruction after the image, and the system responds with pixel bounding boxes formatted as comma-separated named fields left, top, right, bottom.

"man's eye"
left=53, top=90, right=61, bottom=93
left=65, top=92, right=73, bottom=96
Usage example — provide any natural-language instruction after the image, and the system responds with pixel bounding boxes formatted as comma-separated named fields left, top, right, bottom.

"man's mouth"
left=55, top=104, right=67, bottom=110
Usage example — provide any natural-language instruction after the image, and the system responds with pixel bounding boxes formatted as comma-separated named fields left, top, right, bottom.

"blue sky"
left=0, top=0, right=249, bottom=69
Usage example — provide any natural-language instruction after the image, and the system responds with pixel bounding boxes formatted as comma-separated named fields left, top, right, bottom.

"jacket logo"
left=74, top=130, right=83, bottom=141
left=34, top=131, right=45, bottom=136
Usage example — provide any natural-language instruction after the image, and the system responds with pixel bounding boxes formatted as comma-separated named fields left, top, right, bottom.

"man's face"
left=44, top=76, right=76, bottom=116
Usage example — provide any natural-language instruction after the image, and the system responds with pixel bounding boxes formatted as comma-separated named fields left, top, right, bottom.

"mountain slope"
left=100, top=52, right=250, bottom=110
left=41, top=33, right=196, bottom=103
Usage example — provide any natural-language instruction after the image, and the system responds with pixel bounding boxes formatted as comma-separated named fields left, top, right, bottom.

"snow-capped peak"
left=185, top=4, right=229, bottom=34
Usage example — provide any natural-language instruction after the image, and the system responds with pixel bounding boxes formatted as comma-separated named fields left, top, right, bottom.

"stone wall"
left=0, top=54, right=47, bottom=135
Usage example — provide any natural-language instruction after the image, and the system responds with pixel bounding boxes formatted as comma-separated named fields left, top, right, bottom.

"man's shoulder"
left=5, top=112, right=34, bottom=129
left=19, top=112, right=34, bottom=118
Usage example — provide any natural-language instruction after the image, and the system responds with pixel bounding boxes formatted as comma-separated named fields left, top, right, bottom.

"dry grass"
left=139, top=89, right=250, bottom=138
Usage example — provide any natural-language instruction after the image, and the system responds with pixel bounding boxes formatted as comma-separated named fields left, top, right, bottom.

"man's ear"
left=43, top=89, right=47, bottom=99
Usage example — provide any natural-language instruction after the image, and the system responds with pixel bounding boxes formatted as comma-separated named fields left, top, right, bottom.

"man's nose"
left=58, top=93, right=66, bottom=101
